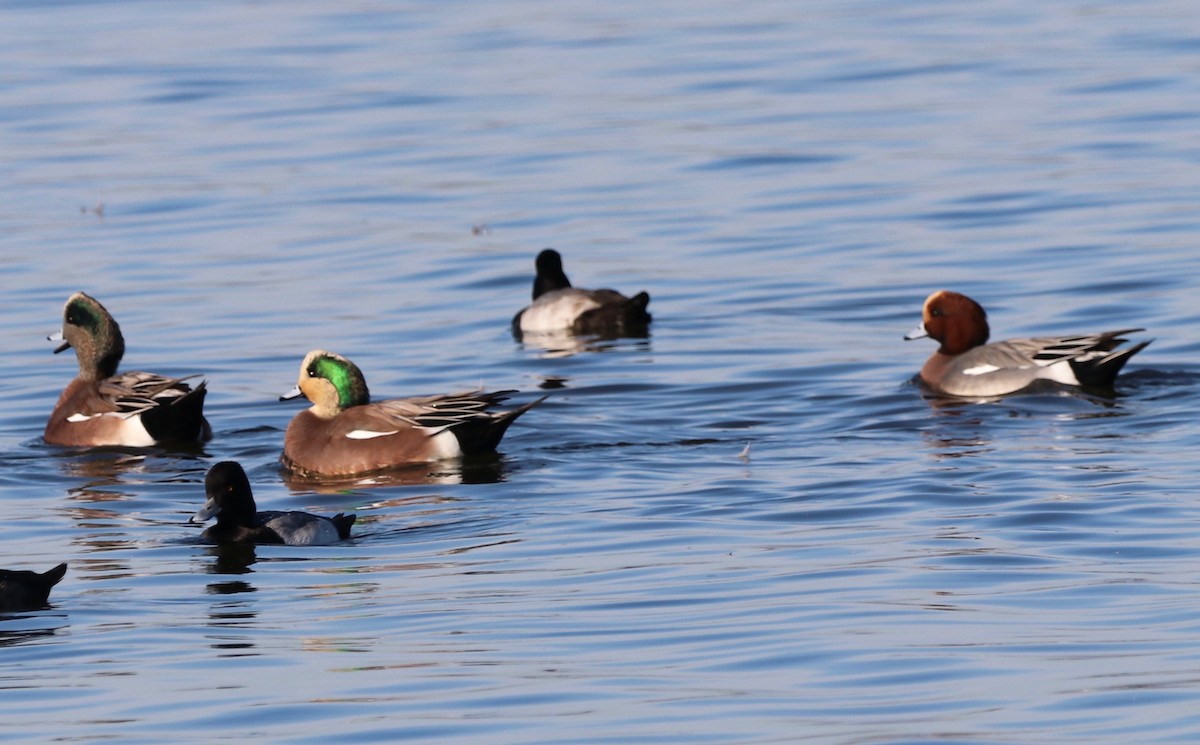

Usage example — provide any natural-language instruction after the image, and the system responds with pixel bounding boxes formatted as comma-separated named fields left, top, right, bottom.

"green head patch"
left=65, top=296, right=104, bottom=335
left=64, top=293, right=124, bottom=378
left=309, top=354, right=369, bottom=409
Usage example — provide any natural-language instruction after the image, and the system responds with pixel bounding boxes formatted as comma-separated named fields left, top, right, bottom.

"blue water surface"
left=2, top=0, right=1200, bottom=743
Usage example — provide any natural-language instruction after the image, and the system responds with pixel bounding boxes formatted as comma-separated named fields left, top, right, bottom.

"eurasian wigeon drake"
left=45, top=292, right=211, bottom=447
left=905, top=290, right=1151, bottom=397
left=279, top=350, right=543, bottom=478
left=190, top=461, right=355, bottom=545
left=513, top=249, right=651, bottom=335
left=0, top=563, right=66, bottom=612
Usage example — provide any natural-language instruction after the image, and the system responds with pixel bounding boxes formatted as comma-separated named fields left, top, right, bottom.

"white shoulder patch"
left=345, top=429, right=399, bottom=440
left=962, top=364, right=1001, bottom=376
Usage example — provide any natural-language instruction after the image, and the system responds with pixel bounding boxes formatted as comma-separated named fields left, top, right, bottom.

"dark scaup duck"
left=905, top=289, right=1151, bottom=397
left=513, top=249, right=651, bottom=335
left=280, top=350, right=543, bottom=478
left=190, top=461, right=355, bottom=545
left=0, top=563, right=67, bottom=612
left=45, top=292, right=211, bottom=447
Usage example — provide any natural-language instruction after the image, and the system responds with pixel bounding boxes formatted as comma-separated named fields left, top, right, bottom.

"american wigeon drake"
left=280, top=350, right=543, bottom=478
left=45, top=292, right=211, bottom=447
left=190, top=461, right=355, bottom=545
left=0, top=563, right=66, bottom=612
left=905, top=290, right=1151, bottom=397
left=513, top=249, right=651, bottom=335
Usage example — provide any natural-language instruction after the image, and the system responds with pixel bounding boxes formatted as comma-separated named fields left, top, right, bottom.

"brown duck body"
left=45, top=292, right=210, bottom=447
left=281, top=351, right=541, bottom=478
left=46, top=373, right=209, bottom=447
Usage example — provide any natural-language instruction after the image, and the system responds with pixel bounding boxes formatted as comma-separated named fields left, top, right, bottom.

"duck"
left=513, top=248, right=651, bottom=335
left=0, top=563, right=67, bottom=612
left=905, top=289, right=1151, bottom=397
left=280, top=350, right=543, bottom=478
left=45, top=292, right=211, bottom=447
left=190, top=461, right=355, bottom=545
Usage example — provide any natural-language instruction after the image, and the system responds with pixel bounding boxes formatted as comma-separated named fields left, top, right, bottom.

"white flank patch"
left=84, top=414, right=156, bottom=447
left=116, top=416, right=156, bottom=447
left=424, top=428, right=463, bottom=460
left=346, top=429, right=399, bottom=440
left=962, top=364, right=1001, bottom=376
left=519, top=292, right=601, bottom=332
left=67, top=411, right=155, bottom=446
left=1037, top=361, right=1081, bottom=385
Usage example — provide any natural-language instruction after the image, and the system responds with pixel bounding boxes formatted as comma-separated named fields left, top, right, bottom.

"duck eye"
left=930, top=309, right=942, bottom=318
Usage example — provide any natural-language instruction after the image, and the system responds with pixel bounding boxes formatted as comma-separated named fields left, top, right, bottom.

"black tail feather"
left=451, top=396, right=547, bottom=456
left=575, top=291, right=652, bottom=336
left=141, top=382, right=211, bottom=444
left=0, top=563, right=67, bottom=612
left=331, top=514, right=356, bottom=541
left=1070, top=339, right=1152, bottom=388
left=42, top=563, right=68, bottom=587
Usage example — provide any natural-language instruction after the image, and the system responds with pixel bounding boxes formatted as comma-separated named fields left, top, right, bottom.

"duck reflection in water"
left=516, top=330, right=652, bottom=359
left=205, top=578, right=261, bottom=657
left=55, top=449, right=209, bottom=506
left=204, top=542, right=259, bottom=577
left=204, top=543, right=258, bottom=628
left=280, top=453, right=509, bottom=491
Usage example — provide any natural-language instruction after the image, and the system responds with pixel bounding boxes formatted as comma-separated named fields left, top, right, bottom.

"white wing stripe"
left=346, top=429, right=399, bottom=440
left=962, top=364, right=1001, bottom=376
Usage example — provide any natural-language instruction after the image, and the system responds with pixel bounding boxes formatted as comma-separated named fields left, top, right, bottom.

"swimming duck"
left=280, top=350, right=542, bottom=478
left=513, top=249, right=651, bottom=335
left=45, top=292, right=210, bottom=447
left=905, top=290, right=1150, bottom=397
left=190, top=461, right=355, bottom=545
left=0, top=563, right=66, bottom=612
